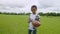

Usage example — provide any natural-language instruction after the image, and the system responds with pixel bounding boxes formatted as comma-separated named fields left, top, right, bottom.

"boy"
left=28, top=5, right=40, bottom=34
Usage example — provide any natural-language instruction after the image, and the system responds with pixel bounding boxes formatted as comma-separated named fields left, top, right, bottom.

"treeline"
left=0, top=12, right=31, bottom=15
left=0, top=12, right=26, bottom=15
left=39, top=12, right=60, bottom=16
left=0, top=12, right=60, bottom=16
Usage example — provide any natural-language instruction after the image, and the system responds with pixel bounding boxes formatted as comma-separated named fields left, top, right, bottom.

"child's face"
left=31, top=7, right=37, bottom=14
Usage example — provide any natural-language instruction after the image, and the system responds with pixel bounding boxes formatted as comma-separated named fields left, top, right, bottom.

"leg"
left=32, top=29, right=37, bottom=34
left=28, top=29, right=32, bottom=34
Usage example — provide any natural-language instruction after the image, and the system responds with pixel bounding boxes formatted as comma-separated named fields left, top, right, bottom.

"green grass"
left=0, top=14, right=60, bottom=34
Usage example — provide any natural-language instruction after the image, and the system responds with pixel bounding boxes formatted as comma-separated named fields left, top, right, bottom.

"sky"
left=0, top=0, right=60, bottom=13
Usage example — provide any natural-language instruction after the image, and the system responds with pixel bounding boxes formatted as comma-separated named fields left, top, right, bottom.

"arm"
left=38, top=15, right=40, bottom=22
left=28, top=17, right=32, bottom=23
left=28, top=15, right=32, bottom=23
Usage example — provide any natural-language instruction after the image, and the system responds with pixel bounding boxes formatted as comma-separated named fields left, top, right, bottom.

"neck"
left=33, top=13, right=36, bottom=15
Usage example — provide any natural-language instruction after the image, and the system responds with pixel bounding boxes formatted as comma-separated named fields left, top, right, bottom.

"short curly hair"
left=31, top=5, right=37, bottom=9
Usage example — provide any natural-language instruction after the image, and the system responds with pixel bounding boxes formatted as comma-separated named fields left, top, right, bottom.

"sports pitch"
left=0, top=14, right=60, bottom=34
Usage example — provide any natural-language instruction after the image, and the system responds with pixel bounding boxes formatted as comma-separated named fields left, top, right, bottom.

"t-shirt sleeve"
left=38, top=15, right=40, bottom=22
left=35, top=15, right=40, bottom=21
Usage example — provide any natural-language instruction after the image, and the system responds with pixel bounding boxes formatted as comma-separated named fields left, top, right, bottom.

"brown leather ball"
left=32, top=21, right=41, bottom=27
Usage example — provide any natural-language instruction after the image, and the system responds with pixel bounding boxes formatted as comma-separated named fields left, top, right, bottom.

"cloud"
left=37, top=0, right=60, bottom=13
left=0, top=0, right=60, bottom=13
left=0, top=0, right=28, bottom=8
left=38, top=0, right=60, bottom=8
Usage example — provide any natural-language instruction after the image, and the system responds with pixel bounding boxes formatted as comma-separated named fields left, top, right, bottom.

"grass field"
left=0, top=14, right=60, bottom=34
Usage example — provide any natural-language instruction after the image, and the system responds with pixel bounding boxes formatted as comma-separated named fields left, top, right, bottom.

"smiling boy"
left=28, top=5, right=40, bottom=34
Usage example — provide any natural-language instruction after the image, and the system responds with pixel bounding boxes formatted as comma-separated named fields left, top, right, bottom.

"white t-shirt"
left=28, top=13, right=40, bottom=30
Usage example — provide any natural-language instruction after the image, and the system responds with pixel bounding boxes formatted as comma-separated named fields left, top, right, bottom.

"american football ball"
left=32, top=20, right=41, bottom=27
